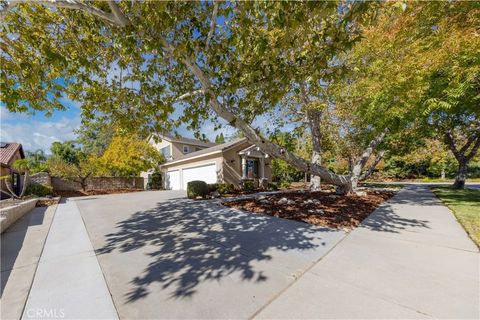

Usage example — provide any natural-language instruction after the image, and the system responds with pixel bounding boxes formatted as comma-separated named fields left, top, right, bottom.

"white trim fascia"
left=161, top=150, right=223, bottom=167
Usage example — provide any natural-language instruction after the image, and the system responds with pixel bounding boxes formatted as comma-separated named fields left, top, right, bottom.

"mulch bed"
left=54, top=189, right=144, bottom=198
left=222, top=190, right=394, bottom=230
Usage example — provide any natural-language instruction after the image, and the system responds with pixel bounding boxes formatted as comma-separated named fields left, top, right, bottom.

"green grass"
left=362, top=182, right=405, bottom=189
left=421, top=177, right=480, bottom=183
left=432, top=187, right=480, bottom=247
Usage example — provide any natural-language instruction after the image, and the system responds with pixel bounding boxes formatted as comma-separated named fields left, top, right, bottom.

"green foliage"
left=279, top=180, right=292, bottom=189
left=267, top=182, right=279, bottom=191
left=187, top=180, right=209, bottom=199
left=48, top=156, right=98, bottom=191
left=147, top=169, right=162, bottom=190
left=269, top=131, right=304, bottom=182
left=217, top=183, right=234, bottom=195
left=25, top=184, right=53, bottom=197
left=75, top=118, right=114, bottom=156
left=25, top=150, right=48, bottom=174
left=50, top=141, right=84, bottom=165
left=215, top=133, right=225, bottom=144
left=242, top=180, right=255, bottom=192
left=98, top=135, right=164, bottom=177
left=207, top=183, right=219, bottom=193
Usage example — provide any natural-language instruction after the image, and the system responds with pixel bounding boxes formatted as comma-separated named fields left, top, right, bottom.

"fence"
left=51, top=176, right=144, bottom=191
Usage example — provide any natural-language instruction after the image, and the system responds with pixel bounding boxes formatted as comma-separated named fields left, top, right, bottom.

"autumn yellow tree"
left=98, top=135, right=164, bottom=177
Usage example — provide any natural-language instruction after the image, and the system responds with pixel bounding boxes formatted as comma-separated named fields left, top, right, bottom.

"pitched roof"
left=163, top=138, right=248, bottom=166
left=159, top=134, right=217, bottom=148
left=0, top=142, right=25, bottom=167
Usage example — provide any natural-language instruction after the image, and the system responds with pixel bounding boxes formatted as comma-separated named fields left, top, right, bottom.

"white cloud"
left=0, top=116, right=80, bottom=153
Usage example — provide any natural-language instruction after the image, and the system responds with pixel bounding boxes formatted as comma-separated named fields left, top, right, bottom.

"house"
left=0, top=142, right=25, bottom=199
left=143, top=134, right=272, bottom=190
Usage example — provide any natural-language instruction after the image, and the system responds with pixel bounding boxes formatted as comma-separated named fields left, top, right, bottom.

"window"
left=183, top=145, right=189, bottom=153
left=160, top=146, right=171, bottom=159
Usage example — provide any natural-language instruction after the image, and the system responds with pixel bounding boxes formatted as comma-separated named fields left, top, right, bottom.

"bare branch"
left=108, top=1, right=130, bottom=27
left=1, top=0, right=127, bottom=27
left=176, top=90, right=205, bottom=101
left=205, top=1, right=219, bottom=51
left=359, top=150, right=385, bottom=181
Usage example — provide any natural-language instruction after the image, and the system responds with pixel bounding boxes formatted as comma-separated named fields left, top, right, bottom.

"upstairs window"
left=183, top=145, right=189, bottom=153
left=160, top=146, right=171, bottom=159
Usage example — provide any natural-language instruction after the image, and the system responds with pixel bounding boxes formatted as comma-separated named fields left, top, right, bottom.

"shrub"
left=25, top=184, right=53, bottom=197
left=148, top=170, right=162, bottom=190
left=187, top=180, right=209, bottom=199
left=207, top=183, right=219, bottom=193
left=218, top=183, right=234, bottom=194
left=279, top=180, right=291, bottom=189
left=242, top=180, right=255, bottom=192
left=267, top=182, right=279, bottom=191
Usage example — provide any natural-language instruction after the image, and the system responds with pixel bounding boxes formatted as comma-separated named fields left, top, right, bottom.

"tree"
left=48, top=156, right=98, bottom=191
left=98, top=135, right=164, bottom=177
left=343, top=1, right=479, bottom=189
left=25, top=149, right=48, bottom=174
left=75, top=117, right=114, bottom=156
left=50, top=141, right=84, bottom=165
left=0, top=1, right=380, bottom=194
left=215, top=133, right=225, bottom=144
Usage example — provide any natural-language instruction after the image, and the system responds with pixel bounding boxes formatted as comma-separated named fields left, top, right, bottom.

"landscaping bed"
left=55, top=188, right=144, bottom=197
left=223, top=189, right=394, bottom=230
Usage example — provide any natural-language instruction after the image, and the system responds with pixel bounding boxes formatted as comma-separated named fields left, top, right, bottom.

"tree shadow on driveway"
left=96, top=198, right=336, bottom=302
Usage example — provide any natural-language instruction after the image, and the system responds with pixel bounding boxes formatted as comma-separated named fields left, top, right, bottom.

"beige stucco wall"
left=149, top=137, right=209, bottom=161
left=161, top=141, right=272, bottom=188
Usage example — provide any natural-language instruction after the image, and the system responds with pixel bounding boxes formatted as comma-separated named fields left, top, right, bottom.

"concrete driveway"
left=75, top=190, right=346, bottom=319
left=3, top=187, right=478, bottom=319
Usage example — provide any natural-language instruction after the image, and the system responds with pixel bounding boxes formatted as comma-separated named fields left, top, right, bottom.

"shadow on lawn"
left=97, top=198, right=330, bottom=301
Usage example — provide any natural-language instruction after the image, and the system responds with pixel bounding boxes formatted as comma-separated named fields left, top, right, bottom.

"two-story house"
left=143, top=134, right=272, bottom=190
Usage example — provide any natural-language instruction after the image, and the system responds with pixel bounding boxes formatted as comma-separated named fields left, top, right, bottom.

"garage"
left=165, top=170, right=180, bottom=190
left=181, top=163, right=217, bottom=189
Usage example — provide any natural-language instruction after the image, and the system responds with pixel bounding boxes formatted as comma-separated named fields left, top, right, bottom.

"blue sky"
left=0, top=97, right=240, bottom=154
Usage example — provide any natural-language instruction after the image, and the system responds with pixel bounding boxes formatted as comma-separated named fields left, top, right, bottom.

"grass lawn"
left=432, top=187, right=480, bottom=247
left=421, top=177, right=480, bottom=183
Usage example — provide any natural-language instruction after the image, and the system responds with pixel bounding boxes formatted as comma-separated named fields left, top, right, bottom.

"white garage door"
left=182, top=163, right=217, bottom=189
left=165, top=170, right=181, bottom=190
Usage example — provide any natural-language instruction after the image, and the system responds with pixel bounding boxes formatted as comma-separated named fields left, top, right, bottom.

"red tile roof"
left=0, top=142, right=25, bottom=167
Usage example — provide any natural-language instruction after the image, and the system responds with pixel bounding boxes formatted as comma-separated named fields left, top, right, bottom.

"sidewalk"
left=21, top=199, right=118, bottom=319
left=255, top=186, right=479, bottom=319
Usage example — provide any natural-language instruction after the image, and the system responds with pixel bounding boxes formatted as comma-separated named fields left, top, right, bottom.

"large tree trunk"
left=453, top=160, right=468, bottom=189
left=307, top=109, right=323, bottom=191
left=445, top=132, right=480, bottom=190
left=349, top=130, right=388, bottom=191
left=176, top=50, right=352, bottom=191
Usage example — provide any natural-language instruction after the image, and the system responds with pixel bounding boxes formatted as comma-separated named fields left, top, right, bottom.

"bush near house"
left=187, top=181, right=209, bottom=199
left=218, top=183, right=234, bottom=194
left=207, top=183, right=219, bottom=193
left=242, top=180, right=255, bottom=192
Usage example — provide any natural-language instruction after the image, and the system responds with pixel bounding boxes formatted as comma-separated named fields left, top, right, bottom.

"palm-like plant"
left=1, top=159, right=30, bottom=199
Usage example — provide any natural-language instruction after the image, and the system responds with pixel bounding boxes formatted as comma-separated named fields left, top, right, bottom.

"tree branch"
left=359, top=150, right=385, bottom=181
left=445, top=131, right=461, bottom=160
left=466, top=135, right=480, bottom=160
left=175, top=90, right=205, bottom=101
left=107, top=1, right=131, bottom=27
left=205, top=1, right=219, bottom=51
left=1, top=0, right=127, bottom=27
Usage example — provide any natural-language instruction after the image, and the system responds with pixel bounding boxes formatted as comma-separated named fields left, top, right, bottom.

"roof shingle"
left=0, top=142, right=24, bottom=167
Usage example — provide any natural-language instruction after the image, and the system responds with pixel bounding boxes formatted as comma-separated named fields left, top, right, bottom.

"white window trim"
left=183, top=145, right=189, bottom=153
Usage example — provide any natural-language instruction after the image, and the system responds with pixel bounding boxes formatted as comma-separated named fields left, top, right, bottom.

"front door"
left=246, top=159, right=259, bottom=179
